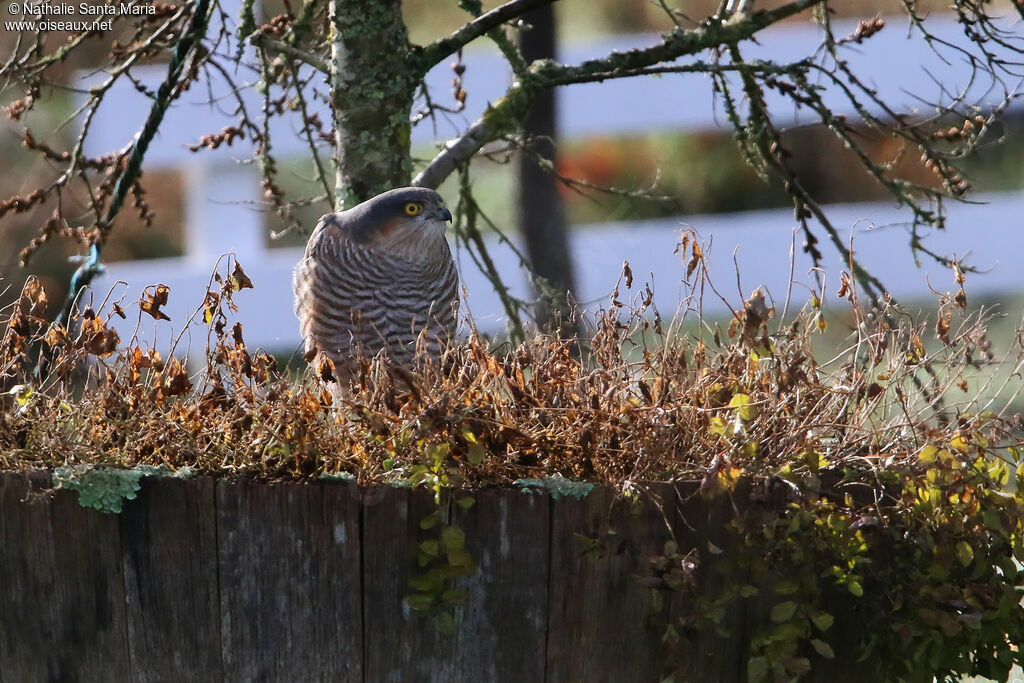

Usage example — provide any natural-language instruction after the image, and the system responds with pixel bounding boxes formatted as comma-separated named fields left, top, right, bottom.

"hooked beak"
left=435, top=206, right=453, bottom=223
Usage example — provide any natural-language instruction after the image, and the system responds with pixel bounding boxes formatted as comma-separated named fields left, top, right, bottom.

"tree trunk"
left=328, top=0, right=415, bottom=208
left=516, top=5, right=578, bottom=337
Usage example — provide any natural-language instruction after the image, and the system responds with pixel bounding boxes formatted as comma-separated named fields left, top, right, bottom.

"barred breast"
left=292, top=214, right=459, bottom=382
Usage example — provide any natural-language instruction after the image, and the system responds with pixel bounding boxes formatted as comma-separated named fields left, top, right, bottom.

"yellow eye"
left=404, top=202, right=421, bottom=216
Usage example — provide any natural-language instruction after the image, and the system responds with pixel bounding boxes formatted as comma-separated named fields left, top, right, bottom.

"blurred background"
left=1, top=0, right=1022, bottom=402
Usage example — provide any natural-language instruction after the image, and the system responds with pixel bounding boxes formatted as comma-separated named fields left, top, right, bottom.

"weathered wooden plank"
left=0, top=471, right=60, bottom=683
left=546, top=484, right=676, bottom=683
left=362, top=485, right=550, bottom=682
left=0, top=470, right=132, bottom=682
left=659, top=481, right=751, bottom=682
left=50, top=475, right=132, bottom=682
left=119, top=476, right=222, bottom=682
left=216, top=478, right=362, bottom=682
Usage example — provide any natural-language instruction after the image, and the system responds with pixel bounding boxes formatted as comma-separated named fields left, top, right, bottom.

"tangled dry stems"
left=0, top=245, right=1021, bottom=491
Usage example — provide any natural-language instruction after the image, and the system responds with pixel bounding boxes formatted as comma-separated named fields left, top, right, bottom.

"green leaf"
left=739, top=584, right=759, bottom=598
left=466, top=442, right=486, bottom=465
left=419, top=510, right=440, bottom=530
left=770, top=600, right=797, bottom=622
left=847, top=580, right=864, bottom=597
left=433, top=611, right=457, bottom=635
left=408, top=570, right=444, bottom=593
left=404, top=594, right=434, bottom=611
left=446, top=549, right=474, bottom=568
left=441, top=525, right=466, bottom=552
left=456, top=496, right=476, bottom=510
left=811, top=612, right=834, bottom=632
left=810, top=639, right=835, bottom=659
left=747, top=656, right=768, bottom=682
left=955, top=540, right=974, bottom=567
left=419, top=539, right=440, bottom=557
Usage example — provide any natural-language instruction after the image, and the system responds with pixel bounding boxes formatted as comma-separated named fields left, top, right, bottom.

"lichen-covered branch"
left=249, top=33, right=328, bottom=74
left=530, top=0, right=823, bottom=87
left=413, top=86, right=531, bottom=189
left=411, top=0, right=558, bottom=77
left=415, top=0, right=825, bottom=190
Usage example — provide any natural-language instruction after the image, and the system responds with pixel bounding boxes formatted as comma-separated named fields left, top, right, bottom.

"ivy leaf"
left=918, top=444, right=939, bottom=464
left=747, top=656, right=768, bottom=682
left=404, top=594, right=434, bottom=612
left=955, top=540, right=974, bottom=567
left=811, top=612, right=835, bottom=632
left=847, top=580, right=864, bottom=597
left=770, top=600, right=797, bottom=622
left=446, top=549, right=474, bottom=568
left=950, top=432, right=970, bottom=453
left=420, top=510, right=440, bottom=530
left=441, top=525, right=466, bottom=552
left=433, top=611, right=457, bottom=635
left=408, top=569, right=444, bottom=593
left=728, top=393, right=759, bottom=421
left=810, top=639, right=835, bottom=659
left=466, top=442, right=486, bottom=465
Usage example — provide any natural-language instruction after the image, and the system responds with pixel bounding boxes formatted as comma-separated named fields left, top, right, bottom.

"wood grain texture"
left=119, top=476, right=221, bottom=682
left=664, top=481, right=749, bottom=682
left=1, top=471, right=794, bottom=682
left=215, top=478, right=362, bottom=682
left=362, top=486, right=550, bottom=682
left=0, top=471, right=131, bottom=682
left=0, top=471, right=57, bottom=683
left=545, top=485, right=676, bottom=683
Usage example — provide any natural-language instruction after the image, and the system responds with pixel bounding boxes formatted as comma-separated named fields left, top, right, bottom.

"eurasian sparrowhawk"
left=292, top=187, right=458, bottom=385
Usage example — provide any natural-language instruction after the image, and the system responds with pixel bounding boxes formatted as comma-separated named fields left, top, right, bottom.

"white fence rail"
left=83, top=14, right=1024, bottom=356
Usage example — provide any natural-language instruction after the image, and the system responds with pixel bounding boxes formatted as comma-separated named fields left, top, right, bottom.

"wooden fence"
left=1, top=471, right=876, bottom=682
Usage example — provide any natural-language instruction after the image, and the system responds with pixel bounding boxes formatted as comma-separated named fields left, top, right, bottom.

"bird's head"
left=344, top=187, right=453, bottom=254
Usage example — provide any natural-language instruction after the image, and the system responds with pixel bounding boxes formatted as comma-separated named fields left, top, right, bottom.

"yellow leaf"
left=918, top=445, right=939, bottom=464
left=728, top=393, right=759, bottom=421
left=950, top=433, right=969, bottom=453
left=709, top=416, right=732, bottom=437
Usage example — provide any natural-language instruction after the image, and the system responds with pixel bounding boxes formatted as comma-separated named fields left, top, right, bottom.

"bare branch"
left=412, top=0, right=558, bottom=76
left=414, top=0, right=825, bottom=189
left=249, top=32, right=329, bottom=74
left=413, top=88, right=528, bottom=189
left=531, top=0, right=823, bottom=87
